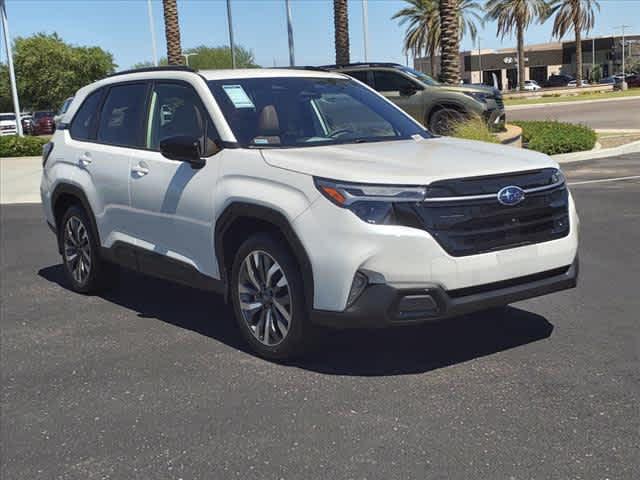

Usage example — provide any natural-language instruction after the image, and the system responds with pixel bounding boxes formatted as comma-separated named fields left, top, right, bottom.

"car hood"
left=260, top=137, right=558, bottom=185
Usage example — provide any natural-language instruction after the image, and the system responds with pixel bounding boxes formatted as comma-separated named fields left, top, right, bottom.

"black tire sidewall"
left=429, top=108, right=464, bottom=135
left=230, top=233, right=309, bottom=361
left=60, top=205, right=106, bottom=294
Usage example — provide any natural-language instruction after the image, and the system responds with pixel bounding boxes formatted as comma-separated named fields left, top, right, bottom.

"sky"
left=2, top=0, right=640, bottom=71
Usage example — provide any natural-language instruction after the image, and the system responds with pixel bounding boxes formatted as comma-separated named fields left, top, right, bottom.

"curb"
left=552, top=140, right=640, bottom=163
left=506, top=95, right=640, bottom=111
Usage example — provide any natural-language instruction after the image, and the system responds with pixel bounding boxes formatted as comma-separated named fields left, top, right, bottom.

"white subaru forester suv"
left=41, top=66, right=578, bottom=360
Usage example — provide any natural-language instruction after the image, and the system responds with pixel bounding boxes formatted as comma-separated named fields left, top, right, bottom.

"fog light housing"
left=346, top=272, right=368, bottom=307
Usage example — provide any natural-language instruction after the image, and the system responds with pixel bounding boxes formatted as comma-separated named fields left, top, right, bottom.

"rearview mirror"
left=159, top=135, right=206, bottom=169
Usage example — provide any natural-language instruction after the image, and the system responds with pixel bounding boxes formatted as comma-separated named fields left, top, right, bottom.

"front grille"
left=394, top=170, right=570, bottom=257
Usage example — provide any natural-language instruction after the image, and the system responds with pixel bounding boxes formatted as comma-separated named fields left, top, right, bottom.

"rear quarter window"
left=70, top=90, right=104, bottom=141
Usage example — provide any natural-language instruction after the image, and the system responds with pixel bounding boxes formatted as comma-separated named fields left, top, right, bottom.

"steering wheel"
left=327, top=128, right=355, bottom=139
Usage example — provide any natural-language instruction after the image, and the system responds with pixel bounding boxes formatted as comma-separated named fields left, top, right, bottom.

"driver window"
left=373, top=70, right=416, bottom=92
left=146, top=82, right=219, bottom=155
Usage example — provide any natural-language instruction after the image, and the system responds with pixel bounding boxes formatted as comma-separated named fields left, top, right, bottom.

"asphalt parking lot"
left=1, top=155, right=639, bottom=479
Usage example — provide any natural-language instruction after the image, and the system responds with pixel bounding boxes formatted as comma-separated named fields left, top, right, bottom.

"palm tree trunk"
left=162, top=0, right=183, bottom=65
left=517, top=21, right=525, bottom=91
left=430, top=52, right=437, bottom=78
left=574, top=21, right=583, bottom=84
left=333, top=0, right=350, bottom=65
left=439, top=0, right=459, bottom=84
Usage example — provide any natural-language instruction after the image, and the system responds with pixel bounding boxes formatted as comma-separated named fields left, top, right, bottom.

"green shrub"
left=450, top=116, right=499, bottom=144
left=0, top=135, right=49, bottom=157
left=512, top=120, right=596, bottom=155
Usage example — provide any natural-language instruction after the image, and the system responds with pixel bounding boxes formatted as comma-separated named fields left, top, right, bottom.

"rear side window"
left=346, top=70, right=370, bottom=85
left=97, top=83, right=148, bottom=147
left=373, top=71, right=416, bottom=92
left=70, top=90, right=103, bottom=141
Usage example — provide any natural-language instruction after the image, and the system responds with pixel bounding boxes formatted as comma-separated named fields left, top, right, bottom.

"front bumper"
left=311, top=257, right=578, bottom=328
left=485, top=108, right=506, bottom=131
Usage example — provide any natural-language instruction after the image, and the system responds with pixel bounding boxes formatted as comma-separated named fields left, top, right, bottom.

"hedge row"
left=512, top=120, right=596, bottom=155
left=0, top=135, right=49, bottom=157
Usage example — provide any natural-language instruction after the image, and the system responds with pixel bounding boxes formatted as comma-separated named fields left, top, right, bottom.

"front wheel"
left=428, top=107, right=465, bottom=135
left=231, top=233, right=311, bottom=361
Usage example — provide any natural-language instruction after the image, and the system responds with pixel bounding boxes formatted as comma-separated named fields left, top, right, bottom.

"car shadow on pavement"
left=39, top=264, right=554, bottom=377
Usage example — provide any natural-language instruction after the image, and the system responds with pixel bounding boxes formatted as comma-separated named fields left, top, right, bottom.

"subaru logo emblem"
left=497, top=186, right=525, bottom=206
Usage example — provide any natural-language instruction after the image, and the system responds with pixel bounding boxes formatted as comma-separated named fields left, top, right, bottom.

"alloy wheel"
left=63, top=216, right=92, bottom=285
left=238, top=250, right=292, bottom=346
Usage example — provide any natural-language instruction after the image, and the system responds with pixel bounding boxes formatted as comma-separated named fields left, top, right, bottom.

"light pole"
left=226, top=0, right=236, bottom=69
left=147, top=0, right=159, bottom=66
left=285, top=0, right=295, bottom=66
left=477, top=36, right=482, bottom=83
left=615, top=24, right=631, bottom=90
left=0, top=0, right=23, bottom=136
left=182, top=52, right=197, bottom=67
left=362, top=0, right=369, bottom=62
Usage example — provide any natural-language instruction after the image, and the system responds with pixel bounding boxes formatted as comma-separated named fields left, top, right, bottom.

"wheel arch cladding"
left=215, top=202, right=314, bottom=310
left=51, top=184, right=100, bottom=255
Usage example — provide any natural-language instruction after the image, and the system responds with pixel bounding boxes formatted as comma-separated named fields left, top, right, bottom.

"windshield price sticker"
left=222, top=85, right=255, bottom=109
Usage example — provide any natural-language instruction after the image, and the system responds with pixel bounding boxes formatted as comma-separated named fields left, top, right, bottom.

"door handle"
left=131, top=162, right=149, bottom=177
left=78, top=153, right=92, bottom=166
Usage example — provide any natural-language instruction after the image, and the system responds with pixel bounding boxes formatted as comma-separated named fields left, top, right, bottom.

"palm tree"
left=392, top=0, right=483, bottom=79
left=485, top=0, right=547, bottom=90
left=393, top=0, right=439, bottom=75
left=333, top=0, right=350, bottom=64
left=438, top=0, right=460, bottom=84
left=545, top=0, right=600, bottom=85
left=162, top=0, right=183, bottom=65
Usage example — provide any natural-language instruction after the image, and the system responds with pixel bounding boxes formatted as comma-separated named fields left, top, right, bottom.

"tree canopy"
left=132, top=45, right=259, bottom=70
left=0, top=33, right=116, bottom=111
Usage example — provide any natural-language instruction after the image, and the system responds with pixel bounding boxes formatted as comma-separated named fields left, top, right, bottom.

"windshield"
left=208, top=77, right=429, bottom=148
left=0, top=114, right=16, bottom=121
left=399, top=66, right=440, bottom=86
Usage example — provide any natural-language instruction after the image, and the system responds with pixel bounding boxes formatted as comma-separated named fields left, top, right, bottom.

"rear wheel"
left=231, top=233, right=310, bottom=361
left=429, top=107, right=465, bottom=135
left=60, top=205, right=116, bottom=293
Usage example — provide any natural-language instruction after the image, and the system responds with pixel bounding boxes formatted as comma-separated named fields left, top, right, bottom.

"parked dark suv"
left=323, top=63, right=506, bottom=135
left=32, top=111, right=56, bottom=135
left=543, top=74, right=574, bottom=88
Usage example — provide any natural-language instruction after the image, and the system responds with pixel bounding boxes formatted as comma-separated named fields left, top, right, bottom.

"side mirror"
left=159, top=135, right=206, bottom=169
left=399, top=85, right=418, bottom=96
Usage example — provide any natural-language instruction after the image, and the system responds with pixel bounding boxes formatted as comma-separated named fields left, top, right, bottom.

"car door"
left=371, top=69, right=425, bottom=122
left=128, top=80, right=222, bottom=278
left=70, top=83, right=148, bottom=251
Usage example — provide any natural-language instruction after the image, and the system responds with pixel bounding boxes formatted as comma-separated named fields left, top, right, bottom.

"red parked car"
left=31, top=110, right=56, bottom=135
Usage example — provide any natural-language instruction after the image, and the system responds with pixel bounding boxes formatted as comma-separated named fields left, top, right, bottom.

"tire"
left=428, top=107, right=465, bottom=135
left=59, top=205, right=116, bottom=293
left=230, top=233, right=311, bottom=361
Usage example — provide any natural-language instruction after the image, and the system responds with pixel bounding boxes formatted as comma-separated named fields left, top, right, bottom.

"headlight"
left=463, top=92, right=493, bottom=103
left=551, top=168, right=565, bottom=185
left=314, top=178, right=426, bottom=224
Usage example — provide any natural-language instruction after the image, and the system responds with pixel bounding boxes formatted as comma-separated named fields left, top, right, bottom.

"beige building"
left=415, top=34, right=640, bottom=89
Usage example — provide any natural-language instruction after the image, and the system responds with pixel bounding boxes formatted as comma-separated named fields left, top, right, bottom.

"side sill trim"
left=100, top=241, right=225, bottom=294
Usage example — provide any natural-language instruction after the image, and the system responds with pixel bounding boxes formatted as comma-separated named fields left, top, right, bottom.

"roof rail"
left=106, top=65, right=196, bottom=78
left=321, top=62, right=404, bottom=69
left=274, top=66, right=329, bottom=72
